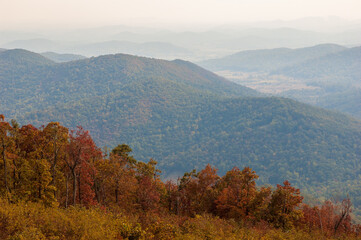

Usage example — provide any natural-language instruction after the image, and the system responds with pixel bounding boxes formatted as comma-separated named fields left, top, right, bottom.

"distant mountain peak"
left=0, top=48, right=55, bottom=66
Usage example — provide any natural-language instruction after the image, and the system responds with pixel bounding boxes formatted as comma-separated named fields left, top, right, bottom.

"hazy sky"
left=1, top=0, right=360, bottom=30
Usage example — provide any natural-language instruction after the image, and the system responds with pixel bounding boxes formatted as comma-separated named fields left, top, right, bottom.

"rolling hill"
left=199, top=45, right=361, bottom=119
left=272, top=46, right=361, bottom=83
left=0, top=48, right=55, bottom=67
left=0, top=49, right=257, bottom=118
left=1, top=49, right=360, bottom=205
left=277, top=46, right=361, bottom=118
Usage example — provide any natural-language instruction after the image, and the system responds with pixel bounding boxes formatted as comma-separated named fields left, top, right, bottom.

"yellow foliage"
left=1, top=197, right=360, bottom=240
left=0, top=198, right=145, bottom=240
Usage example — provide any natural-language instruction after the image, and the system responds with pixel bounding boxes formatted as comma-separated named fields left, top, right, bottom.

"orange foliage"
left=0, top=115, right=360, bottom=239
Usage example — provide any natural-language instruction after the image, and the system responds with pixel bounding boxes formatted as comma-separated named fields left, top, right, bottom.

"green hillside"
left=272, top=46, right=361, bottom=83
left=276, top=46, right=361, bottom=118
left=23, top=80, right=361, bottom=193
left=0, top=49, right=257, bottom=117
left=1, top=49, right=361, bottom=206
left=199, top=45, right=361, bottom=119
left=0, top=48, right=55, bottom=67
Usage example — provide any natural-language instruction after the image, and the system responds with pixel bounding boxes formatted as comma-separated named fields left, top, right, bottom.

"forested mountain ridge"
left=0, top=49, right=257, bottom=117
left=1, top=49, right=361, bottom=208
left=272, top=46, right=361, bottom=82
left=0, top=48, right=55, bottom=67
left=275, top=46, right=361, bottom=118
left=199, top=44, right=361, bottom=119
left=24, top=92, right=361, bottom=196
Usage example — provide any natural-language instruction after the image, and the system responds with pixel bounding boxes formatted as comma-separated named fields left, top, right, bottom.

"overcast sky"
left=1, top=0, right=360, bottom=30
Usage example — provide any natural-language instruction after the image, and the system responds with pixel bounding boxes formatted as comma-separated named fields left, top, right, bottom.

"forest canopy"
left=0, top=115, right=359, bottom=239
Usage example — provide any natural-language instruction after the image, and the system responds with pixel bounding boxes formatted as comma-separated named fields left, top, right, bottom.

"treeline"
left=0, top=115, right=359, bottom=239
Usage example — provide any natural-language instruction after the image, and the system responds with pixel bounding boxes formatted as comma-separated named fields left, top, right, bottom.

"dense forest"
left=0, top=116, right=360, bottom=239
left=1, top=49, right=361, bottom=216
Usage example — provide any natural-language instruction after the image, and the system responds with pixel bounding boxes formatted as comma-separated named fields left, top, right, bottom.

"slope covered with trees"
left=199, top=44, right=361, bottom=119
left=272, top=46, right=361, bottom=81
left=275, top=46, right=361, bottom=118
left=0, top=49, right=257, bottom=118
left=1, top=49, right=360, bottom=211
left=0, top=117, right=359, bottom=239
left=23, top=89, right=361, bottom=201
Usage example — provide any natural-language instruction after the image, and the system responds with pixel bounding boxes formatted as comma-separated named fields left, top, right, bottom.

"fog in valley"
left=1, top=1, right=361, bottom=237
left=1, top=16, right=361, bottom=61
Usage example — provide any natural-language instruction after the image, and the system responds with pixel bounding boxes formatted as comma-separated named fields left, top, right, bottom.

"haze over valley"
left=1, top=17, right=361, bottom=61
left=1, top=0, right=361, bottom=238
left=199, top=44, right=361, bottom=118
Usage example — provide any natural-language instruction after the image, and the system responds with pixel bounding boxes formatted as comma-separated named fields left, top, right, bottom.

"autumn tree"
left=15, top=124, right=56, bottom=205
left=42, top=122, right=68, bottom=198
left=0, top=115, right=13, bottom=198
left=215, top=167, right=270, bottom=221
left=111, top=144, right=137, bottom=166
left=193, top=164, right=219, bottom=214
left=302, top=197, right=353, bottom=236
left=164, top=180, right=179, bottom=214
left=136, top=159, right=163, bottom=212
left=177, top=165, right=219, bottom=216
left=94, top=144, right=139, bottom=209
left=65, top=126, right=100, bottom=206
left=267, top=180, right=303, bottom=229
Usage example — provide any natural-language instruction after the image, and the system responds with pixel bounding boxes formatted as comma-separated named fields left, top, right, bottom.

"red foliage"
left=302, top=198, right=353, bottom=236
left=65, top=126, right=101, bottom=206
left=1, top=115, right=360, bottom=238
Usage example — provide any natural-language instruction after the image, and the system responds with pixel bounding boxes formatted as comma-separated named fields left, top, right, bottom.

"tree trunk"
left=72, top=169, right=77, bottom=205
left=12, top=159, right=16, bottom=191
left=51, top=167, right=56, bottom=197
left=94, top=180, right=101, bottom=204
left=115, top=181, right=119, bottom=203
left=50, top=142, right=58, bottom=197
left=317, top=209, right=323, bottom=235
left=65, top=173, right=69, bottom=208
left=78, top=172, right=81, bottom=204
left=38, top=169, right=42, bottom=199
left=2, top=142, right=10, bottom=196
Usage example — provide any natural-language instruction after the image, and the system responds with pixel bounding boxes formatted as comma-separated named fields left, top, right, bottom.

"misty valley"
left=0, top=16, right=361, bottom=239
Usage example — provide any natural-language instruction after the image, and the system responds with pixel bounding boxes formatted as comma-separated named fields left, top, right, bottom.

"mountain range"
left=0, top=49, right=360, bottom=208
left=199, top=44, right=347, bottom=72
left=1, top=39, right=192, bottom=60
left=199, top=44, right=361, bottom=119
left=2, top=21, right=361, bottom=61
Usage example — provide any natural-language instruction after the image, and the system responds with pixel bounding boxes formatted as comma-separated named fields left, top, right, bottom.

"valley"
left=0, top=49, right=360, bottom=211
left=2, top=1, right=361, bottom=239
left=215, top=71, right=319, bottom=94
left=200, top=44, right=361, bottom=119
